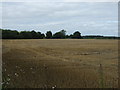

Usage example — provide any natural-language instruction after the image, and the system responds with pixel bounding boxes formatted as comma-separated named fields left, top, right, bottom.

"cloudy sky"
left=1, top=1, right=118, bottom=36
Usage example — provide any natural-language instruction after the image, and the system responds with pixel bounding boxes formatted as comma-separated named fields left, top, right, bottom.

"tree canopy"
left=46, top=31, right=52, bottom=39
left=72, top=31, right=82, bottom=39
left=1, top=28, right=118, bottom=39
left=1, top=29, right=83, bottom=39
left=1, top=29, right=45, bottom=39
left=53, top=30, right=66, bottom=39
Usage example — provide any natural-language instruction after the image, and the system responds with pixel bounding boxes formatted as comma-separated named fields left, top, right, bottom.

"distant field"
left=2, top=39, right=118, bottom=88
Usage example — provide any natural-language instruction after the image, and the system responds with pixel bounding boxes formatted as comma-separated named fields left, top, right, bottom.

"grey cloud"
left=2, top=2, right=118, bottom=36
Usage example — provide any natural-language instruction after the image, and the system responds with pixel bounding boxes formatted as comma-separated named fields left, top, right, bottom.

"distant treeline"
left=82, top=35, right=119, bottom=39
left=0, top=29, right=82, bottom=39
left=0, top=29, right=119, bottom=39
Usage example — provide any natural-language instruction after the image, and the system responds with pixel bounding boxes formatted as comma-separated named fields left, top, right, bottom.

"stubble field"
left=2, top=39, right=118, bottom=88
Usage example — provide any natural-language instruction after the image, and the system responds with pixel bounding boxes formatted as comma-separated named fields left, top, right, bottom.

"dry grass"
left=2, top=39, right=118, bottom=88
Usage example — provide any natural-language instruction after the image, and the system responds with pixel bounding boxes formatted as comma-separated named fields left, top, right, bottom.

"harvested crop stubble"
left=2, top=39, right=118, bottom=88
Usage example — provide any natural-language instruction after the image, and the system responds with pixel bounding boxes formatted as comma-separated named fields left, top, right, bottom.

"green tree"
left=72, top=31, right=82, bottom=39
left=31, top=30, right=38, bottom=39
left=61, top=30, right=66, bottom=37
left=19, top=31, right=32, bottom=39
left=53, top=30, right=66, bottom=39
left=46, top=31, right=52, bottom=39
left=2, top=29, right=19, bottom=39
left=41, top=33, right=45, bottom=39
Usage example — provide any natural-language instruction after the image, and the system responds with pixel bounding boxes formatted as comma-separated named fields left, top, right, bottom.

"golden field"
left=2, top=39, right=118, bottom=88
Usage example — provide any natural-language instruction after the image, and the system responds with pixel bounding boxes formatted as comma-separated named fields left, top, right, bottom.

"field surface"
left=2, top=39, right=118, bottom=88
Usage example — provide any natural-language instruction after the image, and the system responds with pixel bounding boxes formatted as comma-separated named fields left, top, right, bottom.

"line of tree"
left=0, top=29, right=82, bottom=39
left=82, top=35, right=119, bottom=39
left=1, top=29, right=119, bottom=39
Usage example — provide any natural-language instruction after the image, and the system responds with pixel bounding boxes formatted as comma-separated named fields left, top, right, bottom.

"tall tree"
left=46, top=31, right=52, bottom=39
left=31, top=30, right=38, bottom=39
left=61, top=30, right=66, bottom=37
left=2, top=30, right=19, bottom=39
left=53, top=30, right=66, bottom=39
left=72, top=31, right=82, bottom=39
left=41, top=33, right=45, bottom=39
left=20, top=31, right=32, bottom=39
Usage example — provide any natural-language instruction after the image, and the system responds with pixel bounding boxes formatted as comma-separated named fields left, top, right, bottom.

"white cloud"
left=1, top=2, right=118, bottom=36
left=1, top=0, right=119, bottom=2
left=0, top=3, right=2, bottom=28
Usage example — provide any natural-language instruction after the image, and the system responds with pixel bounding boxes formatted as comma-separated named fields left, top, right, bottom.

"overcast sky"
left=1, top=2, right=118, bottom=36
